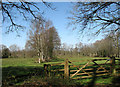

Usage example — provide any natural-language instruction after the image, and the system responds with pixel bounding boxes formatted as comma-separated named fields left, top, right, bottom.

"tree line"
left=59, top=32, right=120, bottom=58
left=0, top=44, right=22, bottom=58
left=1, top=17, right=61, bottom=62
left=1, top=31, right=119, bottom=59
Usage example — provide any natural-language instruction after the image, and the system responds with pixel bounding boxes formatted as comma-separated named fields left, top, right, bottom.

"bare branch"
left=2, top=1, right=54, bottom=32
left=97, top=16, right=120, bottom=25
left=69, top=2, right=120, bottom=37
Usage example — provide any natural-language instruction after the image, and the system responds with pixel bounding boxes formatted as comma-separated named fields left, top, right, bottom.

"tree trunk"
left=38, top=58, right=40, bottom=63
left=117, top=34, right=119, bottom=58
left=41, top=53, right=44, bottom=61
left=38, top=52, right=41, bottom=63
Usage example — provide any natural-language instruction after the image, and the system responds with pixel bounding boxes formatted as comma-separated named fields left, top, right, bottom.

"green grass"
left=2, top=58, right=44, bottom=67
left=1, top=56, right=120, bottom=86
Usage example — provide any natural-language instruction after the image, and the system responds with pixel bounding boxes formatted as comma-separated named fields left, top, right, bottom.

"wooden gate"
left=44, top=57, right=120, bottom=79
left=70, top=59, right=111, bottom=79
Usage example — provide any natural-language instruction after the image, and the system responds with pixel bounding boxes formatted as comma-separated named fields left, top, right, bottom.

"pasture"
left=2, top=56, right=120, bottom=86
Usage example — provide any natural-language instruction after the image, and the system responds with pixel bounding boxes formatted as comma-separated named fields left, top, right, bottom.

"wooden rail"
left=44, top=57, right=119, bottom=79
left=51, top=69, right=64, bottom=72
left=70, top=61, right=90, bottom=78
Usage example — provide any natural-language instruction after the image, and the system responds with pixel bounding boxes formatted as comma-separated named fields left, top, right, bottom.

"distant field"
left=1, top=56, right=120, bottom=86
left=2, top=56, right=110, bottom=67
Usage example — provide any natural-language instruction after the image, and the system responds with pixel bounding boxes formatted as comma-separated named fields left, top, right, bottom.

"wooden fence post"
left=110, top=56, right=116, bottom=75
left=44, top=64, right=47, bottom=76
left=48, top=64, right=51, bottom=77
left=44, top=64, right=51, bottom=77
left=64, top=59, right=69, bottom=78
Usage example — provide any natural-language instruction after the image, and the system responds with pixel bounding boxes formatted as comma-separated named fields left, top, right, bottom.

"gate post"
left=110, top=56, right=116, bottom=75
left=48, top=64, right=51, bottom=77
left=44, top=64, right=51, bottom=77
left=44, top=64, right=47, bottom=76
left=64, top=59, right=69, bottom=78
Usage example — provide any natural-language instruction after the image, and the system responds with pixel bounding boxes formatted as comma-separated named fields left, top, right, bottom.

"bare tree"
left=27, top=16, right=45, bottom=63
left=69, top=2, right=120, bottom=36
left=110, top=31, right=120, bottom=57
left=116, top=32, right=120, bottom=57
left=9, top=44, right=20, bottom=58
left=25, top=41, right=36, bottom=58
left=1, top=1, right=54, bottom=32
left=26, top=18, right=61, bottom=63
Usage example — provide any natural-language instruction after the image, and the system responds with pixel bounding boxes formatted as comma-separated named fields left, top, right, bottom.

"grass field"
left=1, top=56, right=120, bottom=86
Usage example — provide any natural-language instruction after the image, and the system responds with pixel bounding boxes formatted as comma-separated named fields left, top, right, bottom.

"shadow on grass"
left=70, top=63, right=115, bottom=87
left=2, top=65, right=83, bottom=86
left=2, top=66, right=44, bottom=86
left=111, top=76, right=120, bottom=87
left=2, top=65, right=81, bottom=86
left=87, top=67, right=97, bottom=87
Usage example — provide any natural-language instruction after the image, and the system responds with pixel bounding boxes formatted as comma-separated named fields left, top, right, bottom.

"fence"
left=44, top=57, right=120, bottom=79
